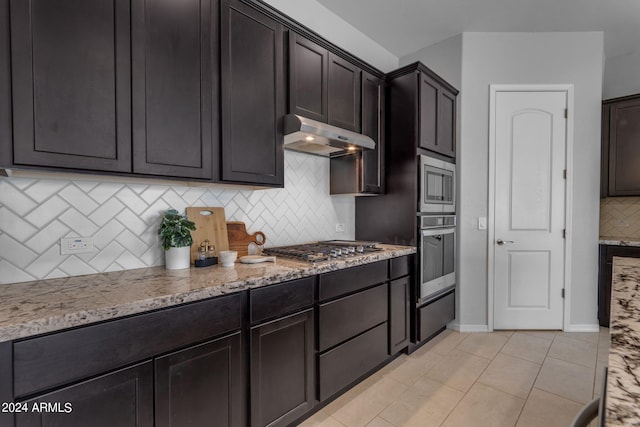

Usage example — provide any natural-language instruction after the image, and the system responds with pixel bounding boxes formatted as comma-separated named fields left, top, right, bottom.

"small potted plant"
left=158, top=208, right=196, bottom=270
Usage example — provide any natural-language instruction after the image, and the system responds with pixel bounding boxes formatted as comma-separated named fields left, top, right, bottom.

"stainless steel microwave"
left=419, top=155, right=455, bottom=214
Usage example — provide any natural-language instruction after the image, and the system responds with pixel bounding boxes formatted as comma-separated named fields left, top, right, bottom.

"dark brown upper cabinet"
left=419, top=71, right=457, bottom=158
left=9, top=0, right=132, bottom=172
left=220, top=0, right=285, bottom=186
left=289, top=33, right=362, bottom=132
left=0, top=0, right=12, bottom=166
left=289, top=33, right=328, bottom=123
left=131, top=0, right=216, bottom=179
left=361, top=72, right=384, bottom=193
left=328, top=53, right=361, bottom=132
left=602, top=94, right=640, bottom=196
left=439, top=89, right=456, bottom=157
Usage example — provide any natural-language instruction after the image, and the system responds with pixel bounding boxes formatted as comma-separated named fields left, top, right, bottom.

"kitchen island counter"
left=0, top=244, right=415, bottom=342
left=606, top=256, right=640, bottom=426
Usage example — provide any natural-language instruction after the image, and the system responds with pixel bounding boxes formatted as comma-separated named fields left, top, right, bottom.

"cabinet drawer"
left=319, top=260, right=388, bottom=301
left=419, top=290, right=455, bottom=342
left=319, top=283, right=387, bottom=352
left=14, top=293, right=243, bottom=397
left=250, top=277, right=314, bottom=324
left=390, top=256, right=410, bottom=280
left=318, top=322, right=387, bottom=401
left=604, top=245, right=640, bottom=262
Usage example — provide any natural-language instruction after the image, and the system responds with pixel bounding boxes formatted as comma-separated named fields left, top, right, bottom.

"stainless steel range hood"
left=283, top=114, right=375, bottom=157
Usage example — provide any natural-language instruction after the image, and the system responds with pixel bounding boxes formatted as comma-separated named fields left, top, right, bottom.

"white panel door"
left=493, top=90, right=567, bottom=329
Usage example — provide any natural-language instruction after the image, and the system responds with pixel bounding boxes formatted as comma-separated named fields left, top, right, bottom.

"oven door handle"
left=421, top=227, right=456, bottom=237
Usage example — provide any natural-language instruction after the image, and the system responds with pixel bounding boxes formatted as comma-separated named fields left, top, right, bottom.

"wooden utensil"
left=185, top=207, right=230, bottom=263
left=227, top=221, right=266, bottom=256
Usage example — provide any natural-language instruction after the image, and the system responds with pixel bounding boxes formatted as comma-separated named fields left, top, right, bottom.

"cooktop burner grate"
left=263, top=241, right=381, bottom=263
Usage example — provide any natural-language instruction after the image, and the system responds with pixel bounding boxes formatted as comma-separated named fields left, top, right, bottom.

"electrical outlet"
left=335, top=223, right=345, bottom=233
left=61, top=237, right=95, bottom=255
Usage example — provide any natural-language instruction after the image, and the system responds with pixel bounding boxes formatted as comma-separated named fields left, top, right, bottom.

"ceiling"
left=315, top=0, right=640, bottom=59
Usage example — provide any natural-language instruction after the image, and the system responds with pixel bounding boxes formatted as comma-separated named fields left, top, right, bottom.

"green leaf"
left=158, top=208, right=196, bottom=250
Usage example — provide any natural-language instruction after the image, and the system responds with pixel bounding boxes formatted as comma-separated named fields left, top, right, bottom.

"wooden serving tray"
left=185, top=207, right=230, bottom=263
left=227, top=221, right=266, bottom=256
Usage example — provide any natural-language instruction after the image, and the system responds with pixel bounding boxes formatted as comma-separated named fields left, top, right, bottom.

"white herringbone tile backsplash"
left=0, top=151, right=355, bottom=284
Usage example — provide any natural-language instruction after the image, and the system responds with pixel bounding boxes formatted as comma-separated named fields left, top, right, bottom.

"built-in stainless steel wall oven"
left=418, top=214, right=455, bottom=304
left=415, top=154, right=456, bottom=344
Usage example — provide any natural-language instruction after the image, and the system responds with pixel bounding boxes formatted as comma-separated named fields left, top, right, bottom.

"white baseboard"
left=448, top=323, right=601, bottom=333
left=564, top=324, right=601, bottom=333
left=450, top=323, right=490, bottom=333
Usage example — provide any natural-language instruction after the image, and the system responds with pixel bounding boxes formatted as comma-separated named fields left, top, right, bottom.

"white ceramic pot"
left=165, top=246, right=191, bottom=270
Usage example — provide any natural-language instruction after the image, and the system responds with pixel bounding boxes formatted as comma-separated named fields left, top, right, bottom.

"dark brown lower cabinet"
left=4, top=257, right=413, bottom=427
left=318, top=322, right=388, bottom=401
left=598, top=244, right=640, bottom=327
left=155, top=332, right=244, bottom=427
left=251, top=310, right=315, bottom=427
left=15, top=362, right=153, bottom=427
left=389, top=277, right=410, bottom=355
left=418, top=290, right=455, bottom=342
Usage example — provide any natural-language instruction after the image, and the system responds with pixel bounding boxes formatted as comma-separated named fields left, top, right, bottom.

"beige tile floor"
left=300, top=328, right=610, bottom=427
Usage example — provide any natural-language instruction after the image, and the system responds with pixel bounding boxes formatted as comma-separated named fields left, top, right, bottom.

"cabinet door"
left=419, top=73, right=439, bottom=153
left=10, top=0, right=131, bottom=172
left=438, top=89, right=456, bottom=158
left=328, top=53, right=361, bottom=132
left=251, top=310, right=315, bottom=427
left=0, top=0, right=10, bottom=167
left=289, top=34, right=328, bottom=123
left=389, top=277, right=410, bottom=355
left=155, top=332, right=244, bottom=427
left=221, top=0, right=284, bottom=186
left=361, top=72, right=384, bottom=194
left=608, top=97, right=640, bottom=195
left=16, top=362, right=153, bottom=427
left=131, top=0, right=215, bottom=179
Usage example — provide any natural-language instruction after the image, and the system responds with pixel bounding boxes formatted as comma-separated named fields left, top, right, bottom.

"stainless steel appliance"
left=419, top=214, right=455, bottom=304
left=419, top=155, right=455, bottom=214
left=263, top=240, right=382, bottom=263
left=283, top=114, right=375, bottom=157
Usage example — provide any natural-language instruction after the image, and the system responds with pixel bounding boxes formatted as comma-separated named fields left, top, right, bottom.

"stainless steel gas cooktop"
left=263, top=240, right=381, bottom=263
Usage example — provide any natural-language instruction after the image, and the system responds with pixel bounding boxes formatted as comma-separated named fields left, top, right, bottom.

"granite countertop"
left=599, top=238, right=640, bottom=247
left=606, top=256, right=640, bottom=426
left=0, top=244, right=415, bottom=343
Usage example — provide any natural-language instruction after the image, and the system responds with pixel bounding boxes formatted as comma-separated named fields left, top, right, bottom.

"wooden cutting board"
left=185, top=207, right=230, bottom=263
left=227, top=221, right=266, bottom=256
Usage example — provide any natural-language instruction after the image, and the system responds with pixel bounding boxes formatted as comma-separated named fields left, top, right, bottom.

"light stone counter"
left=606, top=256, right=640, bottom=426
left=0, top=244, right=415, bottom=343
left=599, top=238, right=640, bottom=247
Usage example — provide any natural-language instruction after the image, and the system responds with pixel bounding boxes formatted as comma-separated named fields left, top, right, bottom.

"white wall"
left=402, top=32, right=604, bottom=331
left=603, top=51, right=640, bottom=99
left=461, top=32, right=603, bottom=330
left=263, top=0, right=399, bottom=72
left=400, top=34, right=463, bottom=90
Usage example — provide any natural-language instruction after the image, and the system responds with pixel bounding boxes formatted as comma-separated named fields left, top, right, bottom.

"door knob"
left=496, top=239, right=514, bottom=245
